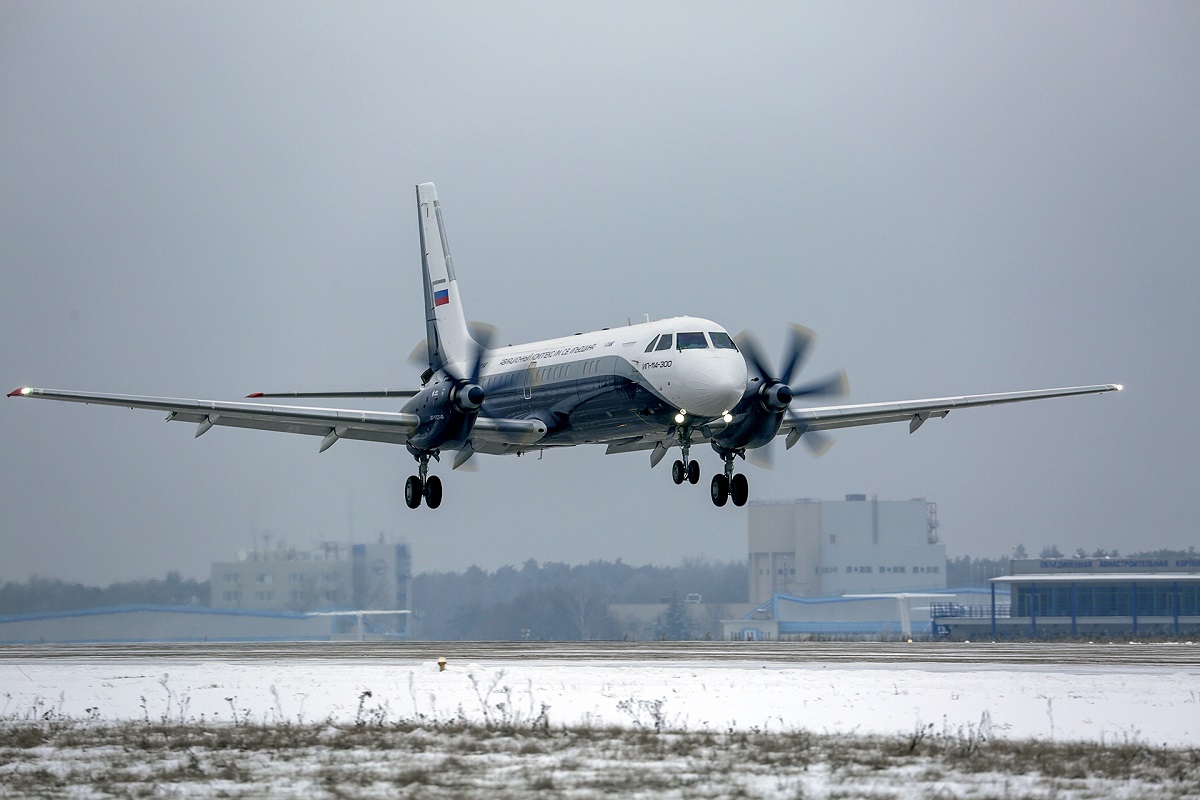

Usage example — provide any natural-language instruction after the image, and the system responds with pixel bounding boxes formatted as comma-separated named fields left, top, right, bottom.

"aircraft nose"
left=683, top=352, right=748, bottom=418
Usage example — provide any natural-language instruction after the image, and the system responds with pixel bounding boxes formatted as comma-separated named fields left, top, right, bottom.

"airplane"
left=9, top=183, right=1121, bottom=510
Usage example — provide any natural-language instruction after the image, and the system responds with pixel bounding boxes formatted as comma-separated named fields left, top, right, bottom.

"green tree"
left=656, top=595, right=694, bottom=641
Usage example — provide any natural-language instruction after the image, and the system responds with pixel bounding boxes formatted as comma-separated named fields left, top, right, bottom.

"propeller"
left=438, top=322, right=496, bottom=414
left=735, top=324, right=848, bottom=411
left=735, top=323, right=848, bottom=463
left=748, top=424, right=837, bottom=469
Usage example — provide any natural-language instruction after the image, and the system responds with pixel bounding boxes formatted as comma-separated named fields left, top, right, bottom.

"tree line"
left=411, top=558, right=746, bottom=640
left=0, top=571, right=209, bottom=616
left=3, top=547, right=1194, bottom=639
left=0, top=557, right=747, bottom=640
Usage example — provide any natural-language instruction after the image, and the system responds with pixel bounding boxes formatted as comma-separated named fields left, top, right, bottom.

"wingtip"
left=8, top=387, right=29, bottom=397
left=245, top=392, right=264, bottom=398
left=1113, top=383, right=1124, bottom=392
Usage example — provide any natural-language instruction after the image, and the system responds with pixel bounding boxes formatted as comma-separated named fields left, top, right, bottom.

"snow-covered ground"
left=3, top=653, right=1197, bottom=745
left=3, top=648, right=1199, bottom=798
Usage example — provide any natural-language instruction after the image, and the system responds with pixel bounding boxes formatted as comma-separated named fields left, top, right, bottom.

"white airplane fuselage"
left=405, top=316, right=747, bottom=454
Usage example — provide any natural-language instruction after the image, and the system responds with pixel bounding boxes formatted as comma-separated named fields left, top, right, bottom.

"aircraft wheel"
left=710, top=474, right=729, bottom=507
left=687, top=459, right=700, bottom=485
left=671, top=460, right=685, bottom=485
left=731, top=473, right=749, bottom=507
left=423, top=475, right=442, bottom=509
left=404, top=475, right=423, bottom=509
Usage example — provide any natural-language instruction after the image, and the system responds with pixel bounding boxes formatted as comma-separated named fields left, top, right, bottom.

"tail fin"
left=416, top=183, right=476, bottom=373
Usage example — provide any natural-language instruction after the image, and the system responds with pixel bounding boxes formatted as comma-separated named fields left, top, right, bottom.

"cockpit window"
left=654, top=333, right=674, bottom=351
left=709, top=331, right=738, bottom=350
left=644, top=335, right=660, bottom=353
left=676, top=332, right=708, bottom=350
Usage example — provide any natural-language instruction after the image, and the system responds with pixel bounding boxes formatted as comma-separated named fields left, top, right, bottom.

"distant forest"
left=2, top=547, right=1195, bottom=639
left=0, top=571, right=209, bottom=616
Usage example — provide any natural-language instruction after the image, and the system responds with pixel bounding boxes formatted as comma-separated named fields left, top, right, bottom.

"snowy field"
left=2, top=642, right=1198, bottom=797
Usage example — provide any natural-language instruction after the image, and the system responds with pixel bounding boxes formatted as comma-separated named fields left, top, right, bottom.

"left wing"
left=782, top=383, right=1122, bottom=444
left=604, top=383, right=1122, bottom=457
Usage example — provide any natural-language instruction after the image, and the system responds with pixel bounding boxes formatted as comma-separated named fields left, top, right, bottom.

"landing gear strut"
left=670, top=426, right=700, bottom=486
left=710, top=449, right=749, bottom=507
left=405, top=452, right=443, bottom=509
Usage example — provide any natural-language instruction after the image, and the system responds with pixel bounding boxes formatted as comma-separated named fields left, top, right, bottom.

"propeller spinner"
left=436, top=322, right=496, bottom=414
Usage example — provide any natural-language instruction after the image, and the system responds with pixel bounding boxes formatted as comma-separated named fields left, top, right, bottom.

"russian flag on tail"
left=434, top=288, right=450, bottom=307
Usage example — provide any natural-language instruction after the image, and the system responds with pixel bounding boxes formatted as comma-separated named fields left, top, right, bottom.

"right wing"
left=8, top=386, right=548, bottom=451
left=9, top=386, right=420, bottom=448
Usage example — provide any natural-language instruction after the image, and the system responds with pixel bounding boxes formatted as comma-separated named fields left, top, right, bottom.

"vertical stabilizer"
left=416, top=183, right=475, bottom=372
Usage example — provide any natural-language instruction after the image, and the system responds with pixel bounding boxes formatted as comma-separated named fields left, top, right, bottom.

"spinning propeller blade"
left=737, top=323, right=849, bottom=457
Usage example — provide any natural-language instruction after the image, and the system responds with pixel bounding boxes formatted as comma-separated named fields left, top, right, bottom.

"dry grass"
left=1, top=717, right=1197, bottom=799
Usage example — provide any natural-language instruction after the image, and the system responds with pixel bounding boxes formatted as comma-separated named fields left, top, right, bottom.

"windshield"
left=709, top=331, right=738, bottom=350
left=676, top=332, right=708, bottom=350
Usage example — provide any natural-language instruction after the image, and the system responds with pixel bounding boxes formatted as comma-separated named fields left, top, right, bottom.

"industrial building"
left=932, top=557, right=1200, bottom=639
left=730, top=495, right=954, bottom=639
left=748, top=495, right=946, bottom=603
left=211, top=541, right=411, bottom=614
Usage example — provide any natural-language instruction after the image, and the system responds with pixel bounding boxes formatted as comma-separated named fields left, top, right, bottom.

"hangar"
left=932, top=557, right=1200, bottom=639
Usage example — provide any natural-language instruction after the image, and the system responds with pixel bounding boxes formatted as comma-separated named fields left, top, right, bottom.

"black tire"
left=671, top=460, right=685, bottom=485
left=404, top=475, right=423, bottom=509
left=710, top=474, right=729, bottom=507
left=423, top=475, right=442, bottom=509
left=731, top=473, right=749, bottom=507
left=687, top=459, right=700, bottom=485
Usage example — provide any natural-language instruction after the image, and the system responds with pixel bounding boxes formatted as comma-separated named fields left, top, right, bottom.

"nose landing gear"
left=672, top=458, right=701, bottom=485
left=670, top=426, right=701, bottom=486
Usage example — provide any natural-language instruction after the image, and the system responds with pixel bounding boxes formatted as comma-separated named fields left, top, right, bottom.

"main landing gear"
left=404, top=452, right=442, bottom=509
left=710, top=464, right=749, bottom=507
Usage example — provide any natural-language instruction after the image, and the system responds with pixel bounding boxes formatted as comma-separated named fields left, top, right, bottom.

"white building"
left=211, top=542, right=411, bottom=615
left=748, top=495, right=946, bottom=604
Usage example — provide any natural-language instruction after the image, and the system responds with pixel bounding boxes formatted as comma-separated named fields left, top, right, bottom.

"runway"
left=2, top=639, right=1198, bottom=667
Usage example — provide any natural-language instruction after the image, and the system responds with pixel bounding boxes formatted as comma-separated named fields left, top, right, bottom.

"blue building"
left=932, top=557, right=1200, bottom=639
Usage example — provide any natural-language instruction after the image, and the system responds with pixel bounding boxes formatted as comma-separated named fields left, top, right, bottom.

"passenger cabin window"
left=654, top=334, right=674, bottom=352
left=676, top=332, right=708, bottom=350
left=709, top=331, right=738, bottom=350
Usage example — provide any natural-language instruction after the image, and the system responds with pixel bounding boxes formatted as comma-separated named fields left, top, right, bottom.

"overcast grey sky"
left=3, top=3, right=1197, bottom=585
